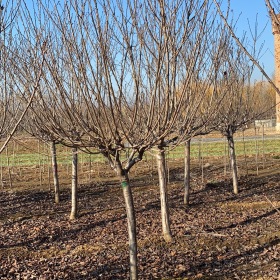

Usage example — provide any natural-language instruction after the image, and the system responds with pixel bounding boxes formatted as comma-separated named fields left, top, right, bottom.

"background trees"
left=252, top=80, right=276, bottom=119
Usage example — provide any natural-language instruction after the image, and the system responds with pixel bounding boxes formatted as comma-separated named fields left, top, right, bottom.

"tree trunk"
left=156, top=148, right=172, bottom=242
left=70, top=147, right=78, bottom=220
left=50, top=140, right=60, bottom=203
left=120, top=173, right=138, bottom=280
left=227, top=134, right=238, bottom=194
left=184, top=139, right=191, bottom=206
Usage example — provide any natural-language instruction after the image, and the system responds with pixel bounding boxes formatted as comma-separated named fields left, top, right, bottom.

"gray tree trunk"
left=70, top=147, right=78, bottom=220
left=227, top=134, right=238, bottom=194
left=156, top=148, right=172, bottom=242
left=50, top=141, right=60, bottom=203
left=120, top=173, right=138, bottom=280
left=184, top=139, right=191, bottom=206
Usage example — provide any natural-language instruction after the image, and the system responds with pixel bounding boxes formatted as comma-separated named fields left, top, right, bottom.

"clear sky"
left=20, top=0, right=274, bottom=81
left=228, top=0, right=275, bottom=80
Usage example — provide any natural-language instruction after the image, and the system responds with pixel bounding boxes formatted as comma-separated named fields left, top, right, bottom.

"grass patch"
left=70, top=244, right=104, bottom=257
left=0, top=246, right=30, bottom=259
left=169, top=138, right=280, bottom=160
left=272, top=155, right=280, bottom=159
left=1, top=136, right=280, bottom=167
left=221, top=201, right=280, bottom=211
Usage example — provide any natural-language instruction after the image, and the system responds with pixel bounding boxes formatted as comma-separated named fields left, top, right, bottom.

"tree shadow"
left=188, top=173, right=280, bottom=206
left=179, top=237, right=280, bottom=279
left=206, top=208, right=280, bottom=232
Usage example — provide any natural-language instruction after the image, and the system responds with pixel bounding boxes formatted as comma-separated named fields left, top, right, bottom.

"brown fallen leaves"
left=0, top=168, right=279, bottom=279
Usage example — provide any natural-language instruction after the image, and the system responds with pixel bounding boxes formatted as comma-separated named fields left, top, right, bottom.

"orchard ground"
left=0, top=130, right=279, bottom=279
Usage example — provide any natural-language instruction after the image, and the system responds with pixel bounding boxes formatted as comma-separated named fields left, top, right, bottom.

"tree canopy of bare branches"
left=14, top=0, right=250, bottom=279
left=0, top=0, right=47, bottom=154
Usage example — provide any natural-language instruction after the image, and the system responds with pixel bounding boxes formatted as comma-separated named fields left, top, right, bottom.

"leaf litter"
left=0, top=160, right=279, bottom=279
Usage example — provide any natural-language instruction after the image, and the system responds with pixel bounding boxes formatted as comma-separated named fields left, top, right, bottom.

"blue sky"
left=228, top=0, right=275, bottom=80
left=20, top=0, right=274, bottom=81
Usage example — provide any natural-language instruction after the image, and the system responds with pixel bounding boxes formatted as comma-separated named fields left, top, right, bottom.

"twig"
left=197, top=232, right=228, bottom=237
left=264, top=195, right=280, bottom=215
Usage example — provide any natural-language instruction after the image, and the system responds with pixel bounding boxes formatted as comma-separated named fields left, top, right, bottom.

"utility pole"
left=271, top=13, right=280, bottom=130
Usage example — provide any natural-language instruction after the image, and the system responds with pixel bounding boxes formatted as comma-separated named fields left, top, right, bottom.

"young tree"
left=138, top=0, right=235, bottom=234
left=16, top=0, right=237, bottom=278
left=10, top=0, right=82, bottom=215
left=173, top=18, right=238, bottom=206
left=0, top=0, right=46, bottom=153
left=213, top=46, right=262, bottom=194
left=213, top=0, right=280, bottom=193
left=21, top=112, right=61, bottom=204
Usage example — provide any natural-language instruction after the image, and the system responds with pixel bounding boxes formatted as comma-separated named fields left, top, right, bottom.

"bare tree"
left=212, top=0, right=280, bottom=194
left=137, top=0, right=236, bottom=237
left=213, top=45, right=263, bottom=194
left=213, top=0, right=280, bottom=101
left=172, top=16, right=238, bottom=206
left=0, top=0, right=46, bottom=153
left=16, top=0, right=239, bottom=279
left=265, top=0, right=280, bottom=35
left=50, top=140, right=60, bottom=203
left=10, top=0, right=82, bottom=215
left=70, top=147, right=78, bottom=220
left=21, top=112, right=61, bottom=204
